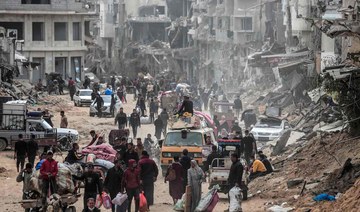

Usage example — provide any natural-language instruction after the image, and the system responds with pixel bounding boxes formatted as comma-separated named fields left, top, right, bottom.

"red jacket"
left=40, top=159, right=58, bottom=180
left=122, top=160, right=140, bottom=189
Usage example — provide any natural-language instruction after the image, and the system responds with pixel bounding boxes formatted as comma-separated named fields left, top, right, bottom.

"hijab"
left=190, top=160, right=203, bottom=175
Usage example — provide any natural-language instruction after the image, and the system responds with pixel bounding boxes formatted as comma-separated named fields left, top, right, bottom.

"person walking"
left=73, top=163, right=103, bottom=209
left=154, top=116, right=163, bottom=140
left=143, top=134, right=154, bottom=157
left=43, top=109, right=54, bottom=127
left=83, top=76, right=91, bottom=89
left=104, top=160, right=124, bottom=212
left=180, top=149, right=191, bottom=191
left=135, top=138, right=144, bottom=158
left=27, top=134, right=38, bottom=168
left=124, top=143, right=139, bottom=166
left=137, top=96, right=146, bottom=117
left=94, top=94, right=104, bottom=118
left=16, top=162, right=34, bottom=212
left=243, top=130, right=257, bottom=165
left=114, top=107, right=127, bottom=129
left=14, top=134, right=27, bottom=172
left=139, top=151, right=159, bottom=209
left=110, top=93, right=117, bottom=117
left=122, top=159, right=140, bottom=212
left=187, top=160, right=204, bottom=212
left=159, top=108, right=169, bottom=136
left=149, top=99, right=156, bottom=123
left=129, top=109, right=141, bottom=138
left=165, top=156, right=184, bottom=205
left=68, top=77, right=76, bottom=101
left=40, top=151, right=58, bottom=208
left=60, top=111, right=68, bottom=128
left=233, top=95, right=243, bottom=119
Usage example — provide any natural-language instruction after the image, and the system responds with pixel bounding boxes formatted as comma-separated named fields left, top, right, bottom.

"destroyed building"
left=0, top=0, right=97, bottom=83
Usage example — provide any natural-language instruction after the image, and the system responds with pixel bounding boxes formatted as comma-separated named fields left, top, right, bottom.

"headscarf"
left=190, top=160, right=203, bottom=176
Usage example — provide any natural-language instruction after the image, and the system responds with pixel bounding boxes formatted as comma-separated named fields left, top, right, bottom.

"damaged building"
left=0, top=0, right=97, bottom=83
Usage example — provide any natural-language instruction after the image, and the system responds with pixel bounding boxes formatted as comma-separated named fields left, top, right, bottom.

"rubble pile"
left=0, top=80, right=41, bottom=103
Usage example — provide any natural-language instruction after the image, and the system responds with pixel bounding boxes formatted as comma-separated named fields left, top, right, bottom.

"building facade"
left=0, top=0, right=96, bottom=83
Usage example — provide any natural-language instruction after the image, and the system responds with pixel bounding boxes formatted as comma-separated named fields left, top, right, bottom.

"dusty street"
left=0, top=94, right=267, bottom=212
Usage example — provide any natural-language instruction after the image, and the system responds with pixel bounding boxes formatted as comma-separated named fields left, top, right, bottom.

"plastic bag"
left=174, top=193, right=186, bottom=211
left=139, top=192, right=148, bottom=212
left=112, top=192, right=128, bottom=206
left=229, top=186, right=242, bottom=212
left=313, top=193, right=336, bottom=202
left=95, top=194, right=103, bottom=208
left=102, top=192, right=112, bottom=209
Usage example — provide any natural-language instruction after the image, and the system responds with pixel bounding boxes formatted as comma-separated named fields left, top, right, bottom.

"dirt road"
left=0, top=94, right=267, bottom=212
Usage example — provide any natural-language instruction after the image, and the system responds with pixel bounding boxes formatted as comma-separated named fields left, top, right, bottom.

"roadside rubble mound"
left=247, top=132, right=360, bottom=211
left=310, top=178, right=360, bottom=212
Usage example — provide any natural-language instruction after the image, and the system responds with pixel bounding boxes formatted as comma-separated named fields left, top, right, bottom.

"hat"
left=47, top=150, right=53, bottom=155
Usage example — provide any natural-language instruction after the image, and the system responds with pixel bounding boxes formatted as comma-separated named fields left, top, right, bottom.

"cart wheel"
left=65, top=206, right=76, bottom=212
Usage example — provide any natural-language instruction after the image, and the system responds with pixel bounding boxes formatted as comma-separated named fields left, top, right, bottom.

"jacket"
left=129, top=112, right=141, bottom=127
left=178, top=99, right=193, bottom=115
left=115, top=112, right=128, bottom=126
left=40, top=159, right=58, bottom=180
left=122, top=160, right=140, bottom=189
left=228, top=160, right=243, bottom=187
left=138, top=155, right=159, bottom=183
left=159, top=111, right=169, bottom=124
left=74, top=172, right=103, bottom=194
left=233, top=99, right=243, bottom=110
left=104, top=166, right=123, bottom=198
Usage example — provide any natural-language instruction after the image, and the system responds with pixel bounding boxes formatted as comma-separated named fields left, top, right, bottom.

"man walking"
left=154, top=116, right=163, bottom=140
left=27, top=134, right=38, bottom=168
left=14, top=134, right=27, bottom=172
left=94, top=94, right=104, bottom=118
left=143, top=134, right=154, bottom=157
left=227, top=153, right=244, bottom=211
left=243, top=130, right=257, bottom=165
left=73, top=163, right=103, bottom=209
left=180, top=149, right=191, bottom=191
left=159, top=108, right=169, bottom=135
left=60, top=111, right=68, bottom=128
left=68, top=77, right=76, bottom=101
left=124, top=143, right=139, bottom=166
left=104, top=160, right=124, bottom=212
left=40, top=151, right=58, bottom=208
left=122, top=159, right=140, bottom=212
left=114, top=107, right=127, bottom=129
left=129, top=109, right=141, bottom=138
left=233, top=95, right=243, bottom=119
left=139, top=151, right=159, bottom=210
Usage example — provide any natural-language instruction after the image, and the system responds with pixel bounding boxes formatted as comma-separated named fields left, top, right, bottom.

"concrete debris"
left=268, top=205, right=294, bottom=212
left=287, top=178, right=305, bottom=188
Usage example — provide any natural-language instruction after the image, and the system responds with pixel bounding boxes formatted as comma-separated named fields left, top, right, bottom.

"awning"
left=15, top=51, right=27, bottom=62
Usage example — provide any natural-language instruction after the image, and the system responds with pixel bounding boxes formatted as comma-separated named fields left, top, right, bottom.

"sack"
left=205, top=192, right=219, bottom=212
left=195, top=186, right=218, bottom=212
left=166, top=165, right=176, bottom=181
left=229, top=186, right=242, bottom=212
left=102, top=192, right=112, bottom=209
left=95, top=194, right=103, bottom=208
left=112, top=192, right=128, bottom=206
left=139, top=192, right=148, bottom=212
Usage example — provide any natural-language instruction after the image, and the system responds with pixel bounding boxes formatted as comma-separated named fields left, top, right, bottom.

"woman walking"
left=187, top=160, right=204, bottom=212
left=165, top=156, right=184, bottom=204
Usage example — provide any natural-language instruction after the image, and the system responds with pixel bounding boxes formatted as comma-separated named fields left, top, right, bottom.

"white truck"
left=0, top=100, right=79, bottom=151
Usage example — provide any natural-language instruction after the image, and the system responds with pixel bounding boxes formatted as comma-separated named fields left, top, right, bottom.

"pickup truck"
left=0, top=100, right=79, bottom=151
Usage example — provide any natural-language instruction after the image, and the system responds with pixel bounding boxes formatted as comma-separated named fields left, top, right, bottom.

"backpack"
left=166, top=165, right=176, bottom=181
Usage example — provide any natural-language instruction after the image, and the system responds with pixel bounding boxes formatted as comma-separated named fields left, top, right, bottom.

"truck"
left=160, top=114, right=217, bottom=176
left=0, top=100, right=79, bottom=151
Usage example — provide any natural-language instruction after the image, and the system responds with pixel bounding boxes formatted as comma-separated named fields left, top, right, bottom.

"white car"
left=89, top=95, right=122, bottom=117
left=251, top=117, right=291, bottom=141
left=73, top=89, right=93, bottom=107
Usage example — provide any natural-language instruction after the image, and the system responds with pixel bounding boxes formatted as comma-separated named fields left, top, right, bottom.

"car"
left=89, top=95, right=122, bottom=117
left=250, top=117, right=291, bottom=141
left=73, top=89, right=93, bottom=107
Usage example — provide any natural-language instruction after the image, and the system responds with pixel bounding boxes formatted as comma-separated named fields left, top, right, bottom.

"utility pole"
left=286, top=0, right=292, bottom=47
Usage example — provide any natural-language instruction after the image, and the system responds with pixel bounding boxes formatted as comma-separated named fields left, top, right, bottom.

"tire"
left=0, top=138, right=7, bottom=151
left=74, top=101, right=77, bottom=106
left=89, top=113, right=95, bottom=117
left=65, top=206, right=76, bottom=212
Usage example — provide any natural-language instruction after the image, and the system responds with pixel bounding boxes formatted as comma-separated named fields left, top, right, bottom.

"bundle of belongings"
left=29, top=163, right=83, bottom=196
left=82, top=143, right=117, bottom=162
